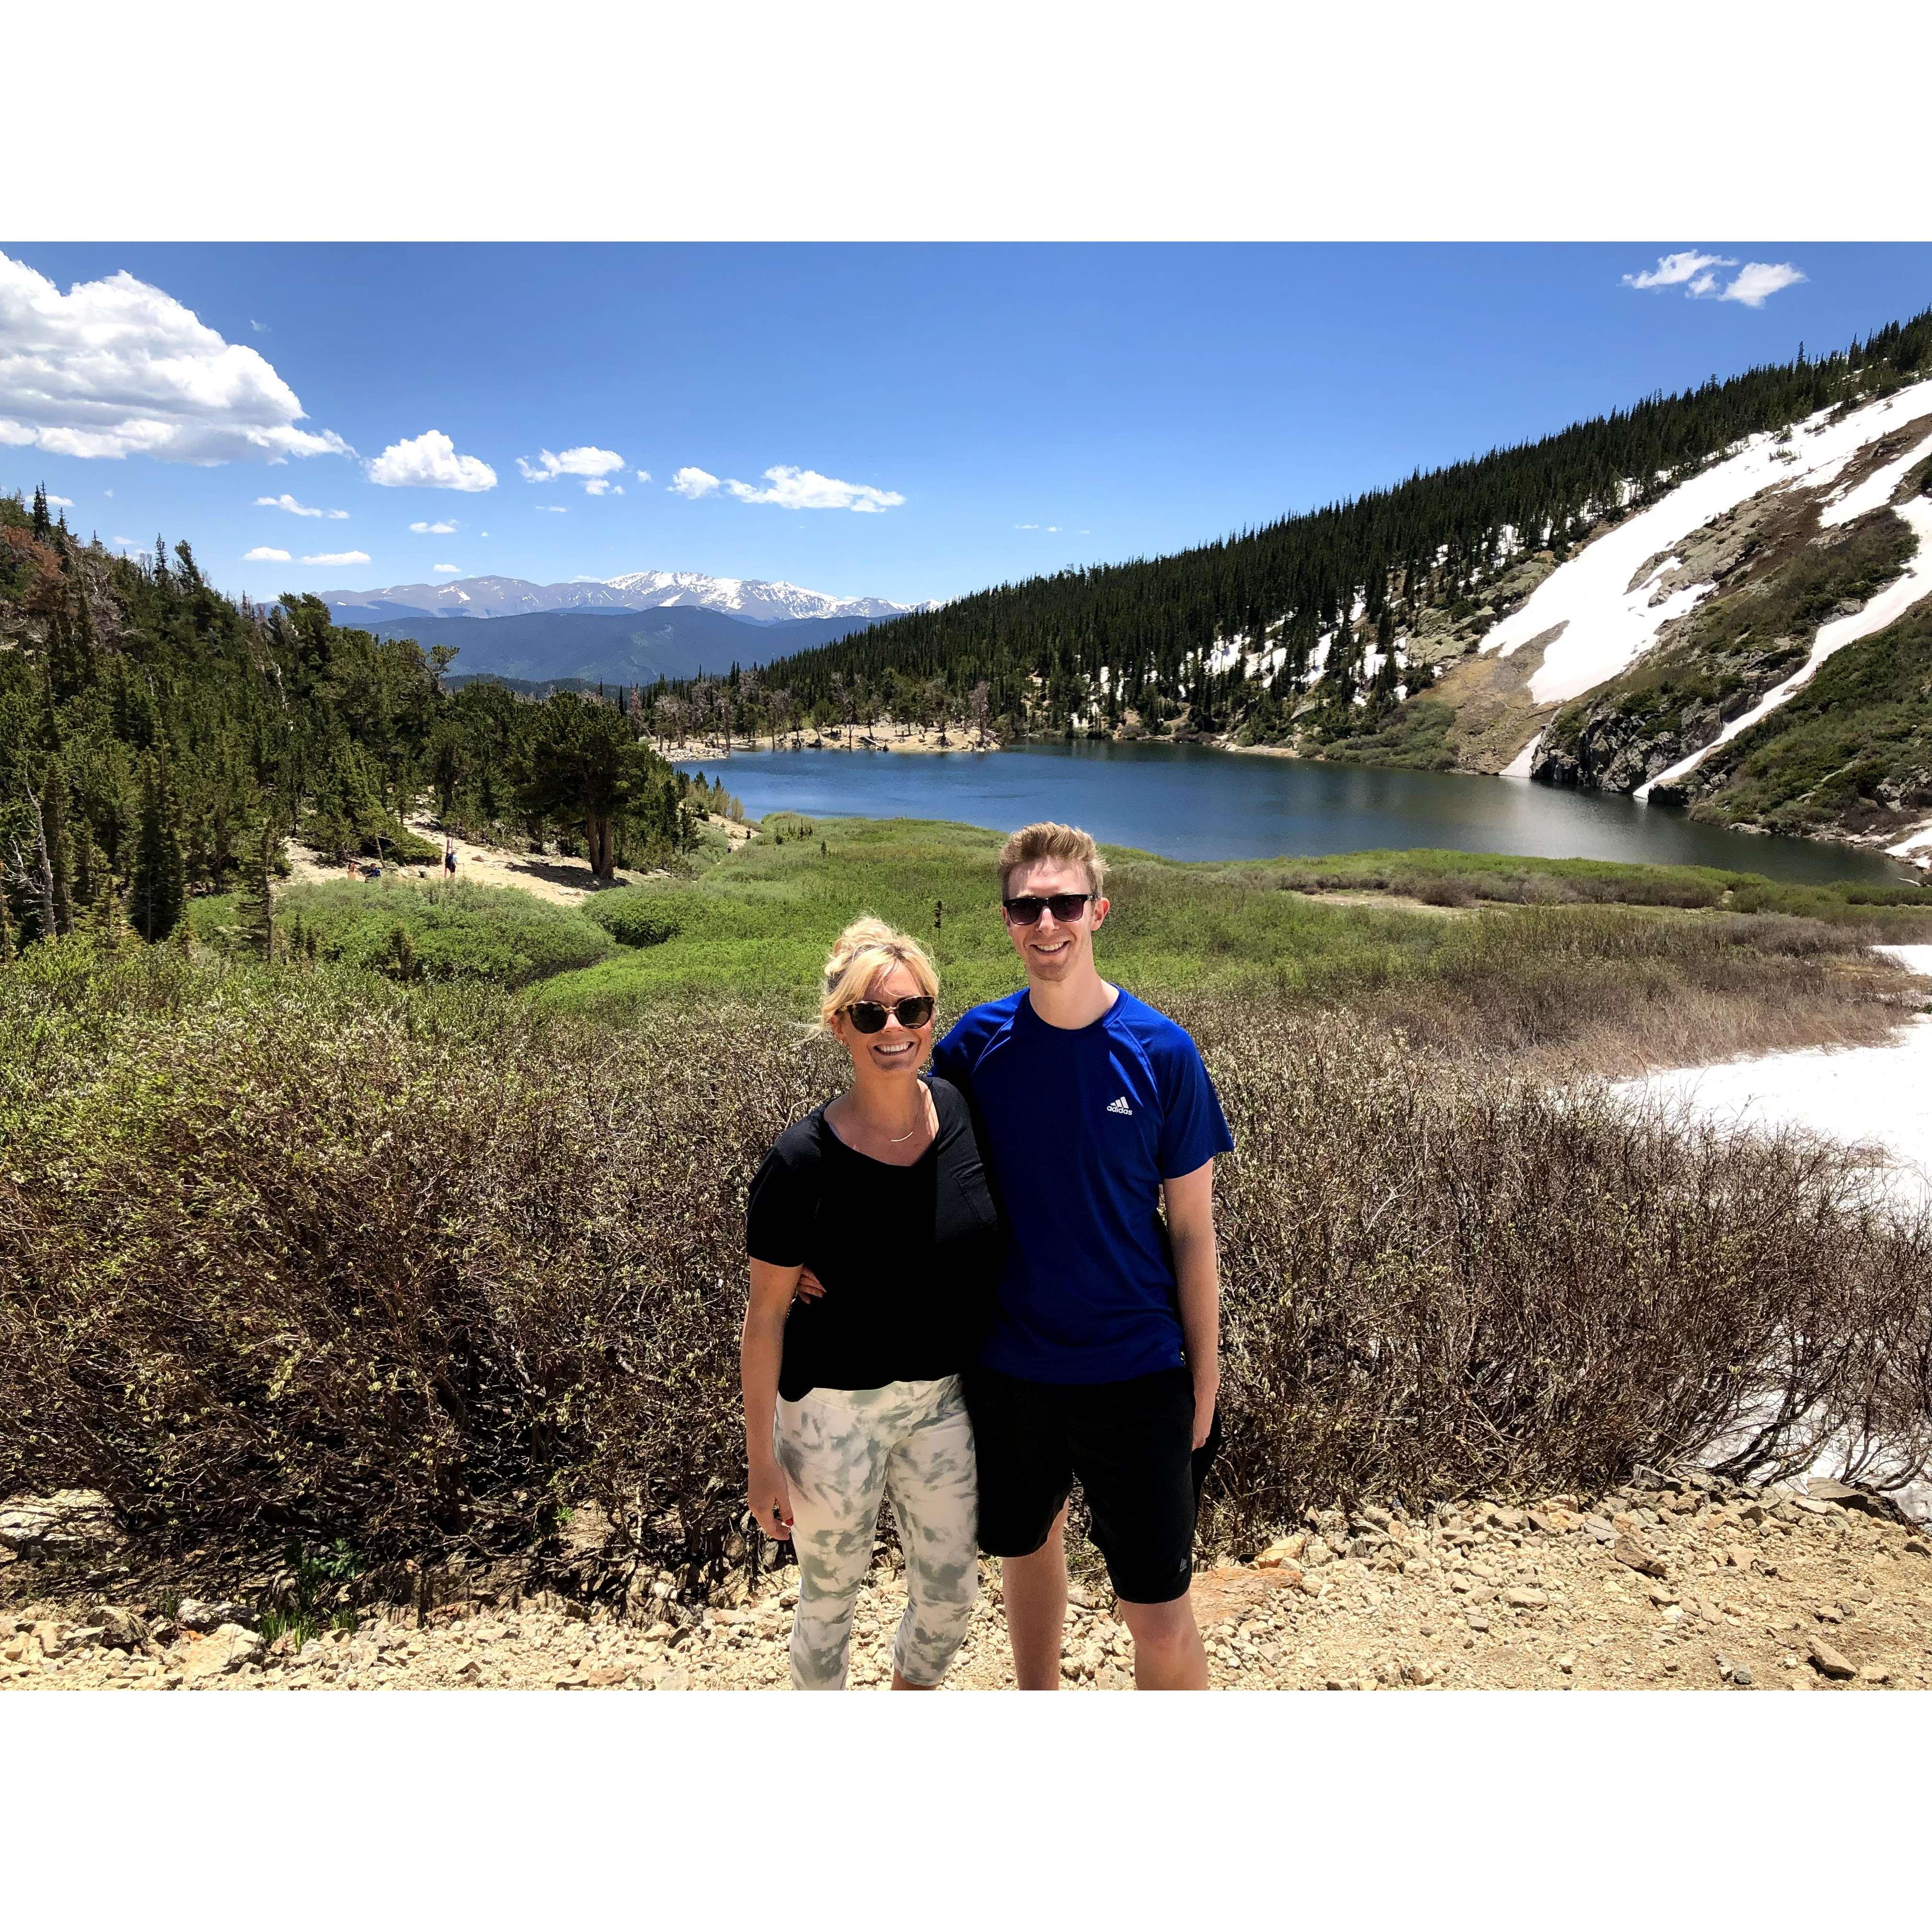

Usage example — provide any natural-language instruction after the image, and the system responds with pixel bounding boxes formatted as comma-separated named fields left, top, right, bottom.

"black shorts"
left=965, top=1365, right=1220, bottom=1605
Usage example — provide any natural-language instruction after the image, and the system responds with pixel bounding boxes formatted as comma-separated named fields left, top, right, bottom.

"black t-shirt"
left=746, top=1076, right=1002, bottom=1400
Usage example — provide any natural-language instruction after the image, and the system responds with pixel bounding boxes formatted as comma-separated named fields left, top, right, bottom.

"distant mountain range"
left=350, top=604, right=889, bottom=686
left=323, top=569, right=928, bottom=626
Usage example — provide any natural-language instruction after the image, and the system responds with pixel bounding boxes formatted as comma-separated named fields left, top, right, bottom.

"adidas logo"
left=1106, top=1095, right=1133, bottom=1117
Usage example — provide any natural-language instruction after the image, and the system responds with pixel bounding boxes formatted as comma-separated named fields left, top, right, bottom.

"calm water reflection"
left=681, top=740, right=1910, bottom=886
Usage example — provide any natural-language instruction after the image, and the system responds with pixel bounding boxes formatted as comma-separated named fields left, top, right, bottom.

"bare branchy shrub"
left=0, top=957, right=823, bottom=1578
left=2, top=953, right=1928, bottom=1580
left=1183, top=998, right=1932, bottom=1546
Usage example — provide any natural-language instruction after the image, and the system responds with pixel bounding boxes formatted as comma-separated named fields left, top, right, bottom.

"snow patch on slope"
left=1635, top=494, right=1932, bottom=802
left=1483, top=380, right=1932, bottom=707
left=1612, top=945, right=1932, bottom=1214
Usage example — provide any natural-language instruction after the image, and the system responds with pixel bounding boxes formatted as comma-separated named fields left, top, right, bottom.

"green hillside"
left=639, top=311, right=1932, bottom=763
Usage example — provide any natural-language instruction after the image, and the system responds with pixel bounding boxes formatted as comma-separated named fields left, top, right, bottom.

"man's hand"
left=794, top=1266, right=827, bottom=1304
left=1191, top=1373, right=1219, bottom=1451
left=748, top=1458, right=794, bottom=1541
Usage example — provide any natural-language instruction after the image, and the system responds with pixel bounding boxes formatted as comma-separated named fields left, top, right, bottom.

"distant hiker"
left=741, top=918, right=999, bottom=1690
left=934, top=898, right=943, bottom=931
left=444, top=840, right=457, bottom=877
left=938, top=823, right=1230, bottom=1689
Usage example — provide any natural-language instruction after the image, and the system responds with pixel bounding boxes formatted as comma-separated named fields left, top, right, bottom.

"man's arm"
left=1162, top=1160, right=1219, bottom=1449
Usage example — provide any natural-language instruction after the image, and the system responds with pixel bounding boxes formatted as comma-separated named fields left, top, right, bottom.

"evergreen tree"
left=72, top=820, right=102, bottom=919
left=5, top=793, right=60, bottom=947
left=131, top=757, right=186, bottom=943
left=31, top=484, right=51, bottom=540
left=235, top=818, right=277, bottom=961
left=516, top=694, right=660, bottom=879
left=41, top=761, right=74, bottom=937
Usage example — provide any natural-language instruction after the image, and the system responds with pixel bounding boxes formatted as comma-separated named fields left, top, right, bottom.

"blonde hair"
left=998, top=821, right=1107, bottom=899
left=817, top=916, right=940, bottom=1033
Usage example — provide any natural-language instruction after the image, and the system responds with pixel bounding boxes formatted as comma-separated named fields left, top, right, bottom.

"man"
left=931, top=821, right=1232, bottom=1690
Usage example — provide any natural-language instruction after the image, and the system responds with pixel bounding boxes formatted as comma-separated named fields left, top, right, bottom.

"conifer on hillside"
left=41, top=762, right=74, bottom=937
left=131, top=757, right=186, bottom=943
left=236, top=817, right=278, bottom=961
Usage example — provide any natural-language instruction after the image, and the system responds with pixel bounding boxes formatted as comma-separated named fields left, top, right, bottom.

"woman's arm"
left=742, top=1259, right=802, bottom=1539
left=1162, top=1161, right=1220, bottom=1450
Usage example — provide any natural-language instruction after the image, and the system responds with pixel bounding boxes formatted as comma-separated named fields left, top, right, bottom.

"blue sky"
left=5, top=242, right=1931, bottom=609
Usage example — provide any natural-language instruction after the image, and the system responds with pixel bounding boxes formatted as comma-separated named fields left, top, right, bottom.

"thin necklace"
left=886, top=1091, right=932, bottom=1142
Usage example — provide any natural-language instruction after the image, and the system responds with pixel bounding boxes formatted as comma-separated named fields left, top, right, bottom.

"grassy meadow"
left=529, top=817, right=1932, bottom=1075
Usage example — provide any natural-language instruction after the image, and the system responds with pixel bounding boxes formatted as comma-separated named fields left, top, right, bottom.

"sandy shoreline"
left=672, top=727, right=998, bottom=761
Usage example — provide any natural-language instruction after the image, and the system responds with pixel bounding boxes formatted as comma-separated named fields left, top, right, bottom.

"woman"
left=742, top=917, right=1000, bottom=1690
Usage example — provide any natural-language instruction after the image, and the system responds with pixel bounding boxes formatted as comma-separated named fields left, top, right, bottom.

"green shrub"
left=277, top=878, right=614, bottom=986
left=583, top=888, right=682, bottom=949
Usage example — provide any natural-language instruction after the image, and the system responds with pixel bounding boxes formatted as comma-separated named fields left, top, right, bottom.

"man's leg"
left=998, top=1501, right=1070, bottom=1690
left=964, top=1369, right=1073, bottom=1692
left=1070, top=1370, right=1209, bottom=1690
left=1116, top=1590, right=1209, bottom=1691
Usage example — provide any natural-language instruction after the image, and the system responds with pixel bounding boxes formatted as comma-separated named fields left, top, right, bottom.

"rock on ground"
left=4, top=1475, right=1929, bottom=1693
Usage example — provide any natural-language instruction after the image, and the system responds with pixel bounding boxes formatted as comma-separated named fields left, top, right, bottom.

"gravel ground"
left=6, top=1475, right=1928, bottom=1693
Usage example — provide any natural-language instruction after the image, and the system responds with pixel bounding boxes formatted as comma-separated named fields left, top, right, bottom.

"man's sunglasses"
left=1001, top=893, right=1092, bottom=926
left=843, top=995, right=935, bottom=1033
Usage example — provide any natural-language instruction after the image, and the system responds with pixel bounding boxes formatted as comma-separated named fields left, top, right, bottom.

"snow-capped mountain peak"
left=322, top=568, right=924, bottom=626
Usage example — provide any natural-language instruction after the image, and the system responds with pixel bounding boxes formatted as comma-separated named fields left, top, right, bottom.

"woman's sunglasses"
left=1001, top=893, right=1092, bottom=926
left=843, top=995, right=935, bottom=1034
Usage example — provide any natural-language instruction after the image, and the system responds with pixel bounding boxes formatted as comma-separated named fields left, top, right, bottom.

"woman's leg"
left=775, top=1391, right=890, bottom=1690
left=882, top=1378, right=980, bottom=1689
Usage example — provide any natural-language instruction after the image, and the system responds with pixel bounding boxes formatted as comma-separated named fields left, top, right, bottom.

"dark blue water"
left=683, top=740, right=1912, bottom=885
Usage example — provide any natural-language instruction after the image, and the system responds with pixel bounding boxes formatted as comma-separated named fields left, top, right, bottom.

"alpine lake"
left=680, top=739, right=1913, bottom=886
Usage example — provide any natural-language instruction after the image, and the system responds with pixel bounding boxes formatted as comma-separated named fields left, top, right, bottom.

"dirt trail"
left=7, top=1474, right=1926, bottom=1693
left=280, top=815, right=755, bottom=909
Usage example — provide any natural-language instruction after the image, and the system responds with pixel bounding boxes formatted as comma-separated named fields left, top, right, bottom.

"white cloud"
left=1622, top=249, right=1806, bottom=308
left=724, top=465, right=905, bottom=513
left=367, top=429, right=496, bottom=492
left=634, top=469, right=651, bottom=483
left=1015, top=522, right=1039, bottom=529
left=256, top=491, right=347, bottom=518
left=0, top=249, right=349, bottom=464
left=300, top=549, right=369, bottom=566
left=668, top=466, right=721, bottom=499
left=583, top=477, right=624, bottom=496
left=1622, top=249, right=1735, bottom=291
left=410, top=519, right=459, bottom=534
left=1718, top=262, right=1807, bottom=308
left=432, top=563, right=461, bottom=574
left=112, top=535, right=136, bottom=549
left=517, top=446, right=626, bottom=490
left=251, top=319, right=269, bottom=334
left=536, top=504, right=568, bottom=514
left=243, top=545, right=291, bottom=562
left=46, top=493, right=73, bottom=507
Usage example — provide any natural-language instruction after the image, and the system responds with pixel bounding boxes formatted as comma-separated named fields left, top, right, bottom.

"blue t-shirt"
left=932, top=986, right=1234, bottom=1385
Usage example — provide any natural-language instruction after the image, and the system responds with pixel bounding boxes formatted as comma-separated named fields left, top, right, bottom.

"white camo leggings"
left=774, top=1375, right=979, bottom=1690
